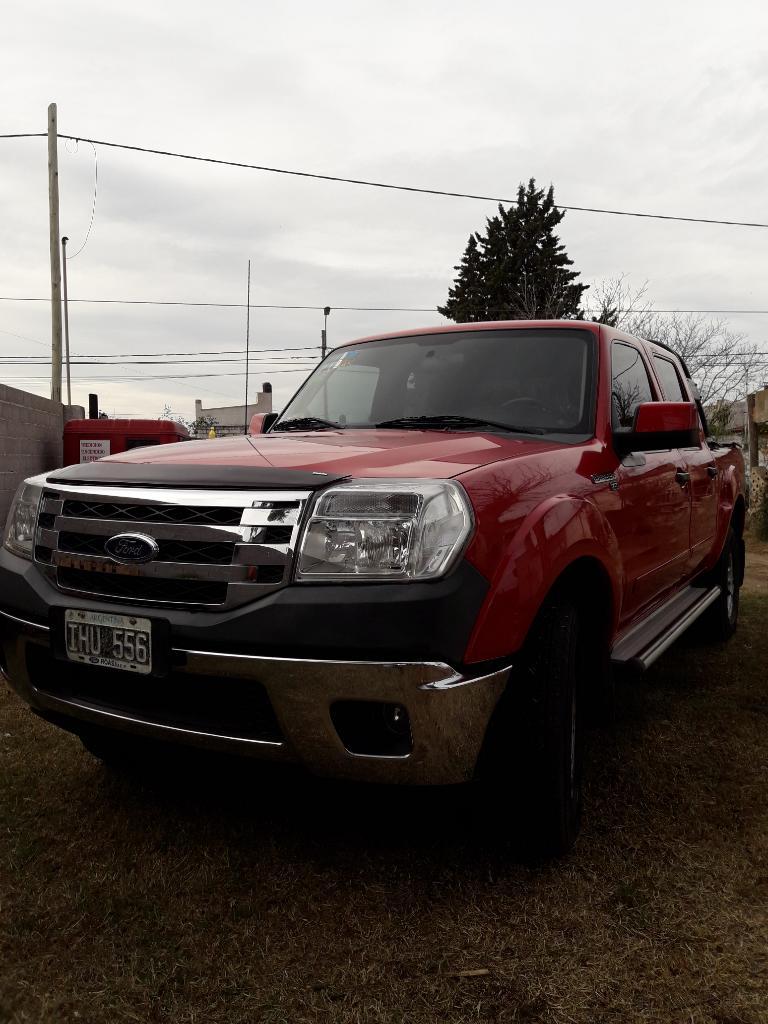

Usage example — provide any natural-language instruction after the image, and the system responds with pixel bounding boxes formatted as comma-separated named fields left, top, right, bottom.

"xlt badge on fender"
left=104, top=533, right=160, bottom=564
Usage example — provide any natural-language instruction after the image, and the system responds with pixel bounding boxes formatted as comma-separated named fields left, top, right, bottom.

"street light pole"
left=321, top=305, right=331, bottom=359
left=61, top=235, right=72, bottom=406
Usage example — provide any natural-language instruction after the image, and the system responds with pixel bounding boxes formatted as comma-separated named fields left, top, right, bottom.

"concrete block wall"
left=750, top=466, right=768, bottom=521
left=0, top=383, right=83, bottom=528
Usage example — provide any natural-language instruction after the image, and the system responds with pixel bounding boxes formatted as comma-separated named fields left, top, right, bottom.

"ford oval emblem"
left=104, top=532, right=159, bottom=564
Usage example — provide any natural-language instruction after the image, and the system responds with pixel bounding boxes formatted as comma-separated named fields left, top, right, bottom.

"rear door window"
left=611, top=342, right=656, bottom=430
left=652, top=354, right=689, bottom=402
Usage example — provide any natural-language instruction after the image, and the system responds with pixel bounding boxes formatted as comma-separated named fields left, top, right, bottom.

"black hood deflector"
left=46, top=462, right=348, bottom=491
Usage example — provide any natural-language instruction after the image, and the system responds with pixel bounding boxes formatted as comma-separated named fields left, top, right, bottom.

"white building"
left=194, top=383, right=273, bottom=436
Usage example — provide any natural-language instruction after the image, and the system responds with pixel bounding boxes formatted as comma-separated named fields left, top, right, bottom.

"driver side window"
left=611, top=342, right=656, bottom=431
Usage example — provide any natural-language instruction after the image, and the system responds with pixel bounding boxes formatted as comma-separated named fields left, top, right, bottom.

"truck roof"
left=345, top=319, right=601, bottom=347
left=339, top=318, right=695, bottom=391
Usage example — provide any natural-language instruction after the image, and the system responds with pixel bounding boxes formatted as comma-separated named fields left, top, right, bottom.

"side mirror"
left=248, top=412, right=279, bottom=435
left=614, top=402, right=700, bottom=456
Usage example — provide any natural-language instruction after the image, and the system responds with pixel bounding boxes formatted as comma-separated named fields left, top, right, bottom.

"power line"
left=54, top=135, right=768, bottom=230
left=0, top=296, right=330, bottom=309
left=4, top=367, right=314, bottom=382
left=33, top=346, right=319, bottom=357
left=0, top=349, right=319, bottom=363
left=4, top=131, right=767, bottom=228
left=3, top=294, right=768, bottom=315
left=0, top=357, right=318, bottom=366
left=0, top=326, right=50, bottom=348
left=65, top=141, right=98, bottom=260
left=0, top=349, right=318, bottom=360
left=7, top=353, right=768, bottom=379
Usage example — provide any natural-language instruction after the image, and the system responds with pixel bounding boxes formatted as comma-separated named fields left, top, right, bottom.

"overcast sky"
left=2, top=0, right=767, bottom=420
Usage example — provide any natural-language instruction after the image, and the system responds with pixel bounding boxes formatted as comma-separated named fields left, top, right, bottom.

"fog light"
left=330, top=701, right=412, bottom=757
left=385, top=704, right=409, bottom=737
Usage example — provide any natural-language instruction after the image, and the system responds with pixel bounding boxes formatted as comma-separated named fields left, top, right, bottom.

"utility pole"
left=47, top=102, right=63, bottom=403
left=747, top=391, right=759, bottom=471
left=61, top=236, right=72, bottom=405
left=243, top=259, right=251, bottom=433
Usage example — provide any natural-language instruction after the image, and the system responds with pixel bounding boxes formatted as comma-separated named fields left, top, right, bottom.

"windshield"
left=275, top=328, right=596, bottom=439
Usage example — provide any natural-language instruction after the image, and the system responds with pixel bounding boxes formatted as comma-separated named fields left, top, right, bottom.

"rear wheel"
left=699, top=527, right=741, bottom=642
left=479, top=593, right=587, bottom=858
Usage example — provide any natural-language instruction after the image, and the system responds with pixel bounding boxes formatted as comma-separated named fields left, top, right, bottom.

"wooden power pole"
left=48, top=102, right=63, bottom=403
left=747, top=391, right=759, bottom=471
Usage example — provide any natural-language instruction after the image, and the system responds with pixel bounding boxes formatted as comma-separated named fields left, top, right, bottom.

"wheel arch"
left=463, top=494, right=622, bottom=664
left=474, top=554, right=613, bottom=787
left=548, top=555, right=614, bottom=646
left=732, top=493, right=746, bottom=538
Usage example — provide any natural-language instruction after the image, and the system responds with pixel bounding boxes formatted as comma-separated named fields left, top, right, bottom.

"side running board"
left=611, top=585, right=721, bottom=672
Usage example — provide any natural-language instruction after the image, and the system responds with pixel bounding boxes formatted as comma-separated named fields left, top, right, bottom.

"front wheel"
left=478, top=593, right=585, bottom=858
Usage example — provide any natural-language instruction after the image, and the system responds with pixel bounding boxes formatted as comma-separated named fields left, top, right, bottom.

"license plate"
left=64, top=609, right=152, bottom=675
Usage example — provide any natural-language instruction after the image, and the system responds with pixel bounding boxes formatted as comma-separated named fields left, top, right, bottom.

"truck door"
left=651, top=353, right=718, bottom=573
left=606, top=342, right=691, bottom=622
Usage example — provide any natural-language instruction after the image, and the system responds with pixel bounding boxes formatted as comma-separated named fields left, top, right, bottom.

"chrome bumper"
left=0, top=608, right=510, bottom=785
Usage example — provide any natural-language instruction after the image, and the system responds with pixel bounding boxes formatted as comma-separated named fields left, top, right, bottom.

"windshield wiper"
left=374, top=415, right=545, bottom=435
left=271, top=416, right=340, bottom=432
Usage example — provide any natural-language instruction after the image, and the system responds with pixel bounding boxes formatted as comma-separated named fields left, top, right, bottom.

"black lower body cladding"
left=0, top=548, right=507, bottom=787
left=0, top=548, right=489, bottom=664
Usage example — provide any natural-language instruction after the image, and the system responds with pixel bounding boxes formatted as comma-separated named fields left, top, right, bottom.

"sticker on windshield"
left=334, top=350, right=360, bottom=367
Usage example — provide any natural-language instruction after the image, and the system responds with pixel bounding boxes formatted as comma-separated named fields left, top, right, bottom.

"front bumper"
left=0, top=606, right=510, bottom=786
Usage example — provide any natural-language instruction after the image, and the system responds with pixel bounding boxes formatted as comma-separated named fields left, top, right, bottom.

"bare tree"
left=590, top=274, right=654, bottom=331
left=590, top=275, right=759, bottom=405
left=707, top=399, right=736, bottom=437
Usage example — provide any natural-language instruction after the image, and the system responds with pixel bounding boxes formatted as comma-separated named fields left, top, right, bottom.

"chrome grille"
left=58, top=531, right=236, bottom=565
left=35, top=484, right=312, bottom=609
left=60, top=499, right=244, bottom=526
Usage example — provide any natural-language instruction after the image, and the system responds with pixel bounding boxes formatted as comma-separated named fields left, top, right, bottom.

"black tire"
left=699, top=527, right=741, bottom=642
left=479, top=593, right=586, bottom=858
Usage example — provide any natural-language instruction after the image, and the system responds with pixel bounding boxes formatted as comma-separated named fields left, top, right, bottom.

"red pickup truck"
left=0, top=320, right=746, bottom=854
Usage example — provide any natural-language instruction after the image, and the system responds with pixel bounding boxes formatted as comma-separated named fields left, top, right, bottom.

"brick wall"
left=0, top=384, right=83, bottom=528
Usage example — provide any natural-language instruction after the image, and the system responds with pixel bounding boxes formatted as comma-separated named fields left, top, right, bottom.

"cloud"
left=2, top=0, right=768, bottom=418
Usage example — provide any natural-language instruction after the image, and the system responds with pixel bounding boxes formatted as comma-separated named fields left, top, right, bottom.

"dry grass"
left=2, top=547, right=768, bottom=1023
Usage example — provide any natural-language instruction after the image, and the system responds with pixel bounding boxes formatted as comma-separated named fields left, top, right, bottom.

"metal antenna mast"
left=243, top=259, right=251, bottom=433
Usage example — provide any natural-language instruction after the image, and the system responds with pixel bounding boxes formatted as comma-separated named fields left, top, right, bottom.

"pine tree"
left=438, top=179, right=588, bottom=322
left=441, top=233, right=486, bottom=321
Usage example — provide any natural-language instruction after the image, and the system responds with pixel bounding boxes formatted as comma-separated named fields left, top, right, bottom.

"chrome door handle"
left=675, top=469, right=691, bottom=486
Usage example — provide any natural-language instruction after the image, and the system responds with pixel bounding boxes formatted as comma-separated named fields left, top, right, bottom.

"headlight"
left=3, top=476, right=45, bottom=561
left=296, top=479, right=474, bottom=581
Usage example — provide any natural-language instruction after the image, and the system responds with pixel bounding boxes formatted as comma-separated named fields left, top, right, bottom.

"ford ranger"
left=0, top=320, right=746, bottom=854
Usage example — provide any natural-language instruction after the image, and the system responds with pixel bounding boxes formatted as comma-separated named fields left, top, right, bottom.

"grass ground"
left=1, top=548, right=767, bottom=1023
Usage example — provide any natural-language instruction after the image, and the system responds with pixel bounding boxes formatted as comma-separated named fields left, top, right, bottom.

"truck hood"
left=98, top=429, right=559, bottom=480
